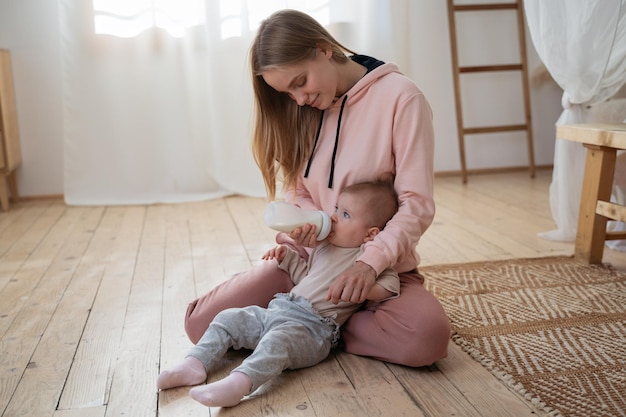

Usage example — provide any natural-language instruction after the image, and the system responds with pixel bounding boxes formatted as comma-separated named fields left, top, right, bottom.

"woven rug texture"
left=423, top=256, right=626, bottom=417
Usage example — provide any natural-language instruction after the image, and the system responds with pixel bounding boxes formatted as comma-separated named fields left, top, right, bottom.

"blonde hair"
left=342, top=175, right=399, bottom=229
left=250, top=9, right=356, bottom=199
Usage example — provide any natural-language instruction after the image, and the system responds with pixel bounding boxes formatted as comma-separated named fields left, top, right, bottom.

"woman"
left=185, top=9, right=450, bottom=367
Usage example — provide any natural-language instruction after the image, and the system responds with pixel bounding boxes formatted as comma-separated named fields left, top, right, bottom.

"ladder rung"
left=460, top=64, right=523, bottom=73
left=463, top=124, right=527, bottom=135
left=453, top=3, right=518, bottom=12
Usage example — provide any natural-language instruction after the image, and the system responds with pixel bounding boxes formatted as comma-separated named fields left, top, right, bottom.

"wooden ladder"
left=447, top=0, right=535, bottom=183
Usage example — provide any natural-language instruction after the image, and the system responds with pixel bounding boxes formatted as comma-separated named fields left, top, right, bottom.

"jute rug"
left=423, top=256, right=626, bottom=417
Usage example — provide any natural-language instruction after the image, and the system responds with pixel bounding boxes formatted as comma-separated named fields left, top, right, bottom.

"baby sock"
left=189, top=371, right=252, bottom=408
left=157, top=356, right=207, bottom=390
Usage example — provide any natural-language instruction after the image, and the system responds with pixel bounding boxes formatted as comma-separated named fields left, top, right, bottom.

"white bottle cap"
left=316, top=211, right=332, bottom=241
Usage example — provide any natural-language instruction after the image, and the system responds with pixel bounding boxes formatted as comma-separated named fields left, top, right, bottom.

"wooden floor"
left=1, top=170, right=625, bottom=417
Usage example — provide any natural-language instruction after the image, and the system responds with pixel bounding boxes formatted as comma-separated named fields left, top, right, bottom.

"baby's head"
left=328, top=177, right=399, bottom=248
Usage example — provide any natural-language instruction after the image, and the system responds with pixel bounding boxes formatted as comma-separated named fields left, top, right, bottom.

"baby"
left=157, top=178, right=400, bottom=407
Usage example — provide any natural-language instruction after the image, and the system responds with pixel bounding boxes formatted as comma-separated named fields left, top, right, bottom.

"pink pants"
left=185, top=260, right=450, bottom=367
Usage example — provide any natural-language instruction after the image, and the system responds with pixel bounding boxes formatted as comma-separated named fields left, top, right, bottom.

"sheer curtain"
left=524, top=0, right=626, bottom=246
left=59, top=0, right=408, bottom=205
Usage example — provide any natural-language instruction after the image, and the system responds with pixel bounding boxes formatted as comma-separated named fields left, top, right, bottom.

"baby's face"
left=328, top=193, right=371, bottom=248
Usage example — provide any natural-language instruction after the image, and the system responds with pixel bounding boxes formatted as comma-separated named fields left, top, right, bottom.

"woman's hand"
left=288, top=223, right=319, bottom=248
left=326, top=261, right=376, bottom=304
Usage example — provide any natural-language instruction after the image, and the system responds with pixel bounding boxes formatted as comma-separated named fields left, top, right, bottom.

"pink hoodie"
left=290, top=62, right=435, bottom=275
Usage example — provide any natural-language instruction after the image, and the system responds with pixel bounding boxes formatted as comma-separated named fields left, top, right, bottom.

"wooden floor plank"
left=58, top=206, right=145, bottom=410
left=295, top=354, right=372, bottom=417
left=425, top=172, right=571, bottom=265
left=387, top=362, right=483, bottom=417
left=53, top=405, right=106, bottom=417
left=335, top=352, right=427, bottom=417
left=0, top=201, right=66, bottom=294
left=0, top=205, right=89, bottom=413
left=0, top=200, right=57, bottom=257
left=158, top=204, right=207, bottom=417
left=103, top=205, right=166, bottom=417
left=188, top=199, right=253, bottom=298
left=424, top=208, right=510, bottom=263
left=224, top=196, right=275, bottom=263
left=1, top=171, right=624, bottom=417
left=436, top=344, right=546, bottom=416
left=1, top=206, right=105, bottom=417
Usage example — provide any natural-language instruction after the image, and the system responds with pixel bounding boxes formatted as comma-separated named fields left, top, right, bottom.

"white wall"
left=0, top=0, right=562, bottom=198
left=404, top=0, right=562, bottom=173
left=0, top=0, right=64, bottom=197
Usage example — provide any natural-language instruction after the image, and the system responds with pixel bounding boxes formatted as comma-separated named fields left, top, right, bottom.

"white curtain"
left=59, top=0, right=409, bottom=205
left=524, top=0, right=626, bottom=245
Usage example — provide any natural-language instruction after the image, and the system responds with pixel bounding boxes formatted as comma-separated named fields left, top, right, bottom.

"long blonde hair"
left=250, top=9, right=355, bottom=199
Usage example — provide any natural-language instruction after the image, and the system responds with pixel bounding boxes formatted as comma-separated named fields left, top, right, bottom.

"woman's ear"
left=363, top=227, right=380, bottom=243
left=316, top=43, right=333, bottom=59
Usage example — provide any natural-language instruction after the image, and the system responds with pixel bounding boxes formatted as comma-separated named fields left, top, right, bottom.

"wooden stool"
left=557, top=124, right=626, bottom=263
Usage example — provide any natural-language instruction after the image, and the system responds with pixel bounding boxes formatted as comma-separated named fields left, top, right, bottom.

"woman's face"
left=261, top=48, right=338, bottom=110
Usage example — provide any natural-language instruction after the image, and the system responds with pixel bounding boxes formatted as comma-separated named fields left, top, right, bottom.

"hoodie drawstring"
left=328, top=95, right=348, bottom=188
left=304, top=110, right=324, bottom=179
left=303, top=95, right=348, bottom=189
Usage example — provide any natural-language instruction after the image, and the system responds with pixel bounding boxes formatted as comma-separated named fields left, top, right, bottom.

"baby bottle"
left=264, top=201, right=331, bottom=241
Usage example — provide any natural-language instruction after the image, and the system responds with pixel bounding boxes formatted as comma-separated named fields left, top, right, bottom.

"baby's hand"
left=261, top=245, right=288, bottom=262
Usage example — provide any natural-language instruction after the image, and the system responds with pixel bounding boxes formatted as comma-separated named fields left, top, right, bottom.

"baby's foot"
left=157, top=356, right=206, bottom=390
left=189, top=371, right=252, bottom=407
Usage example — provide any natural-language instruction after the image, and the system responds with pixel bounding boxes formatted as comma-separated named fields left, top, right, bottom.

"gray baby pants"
left=187, top=293, right=339, bottom=393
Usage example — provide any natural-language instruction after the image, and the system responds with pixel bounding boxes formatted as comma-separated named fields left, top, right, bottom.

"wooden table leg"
left=575, top=145, right=617, bottom=263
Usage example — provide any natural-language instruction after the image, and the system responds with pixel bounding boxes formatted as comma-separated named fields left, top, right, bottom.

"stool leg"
left=7, top=170, right=19, bottom=203
left=575, top=145, right=616, bottom=263
left=0, top=175, right=8, bottom=211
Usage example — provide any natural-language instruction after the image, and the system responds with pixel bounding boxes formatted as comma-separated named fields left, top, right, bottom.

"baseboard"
left=434, top=164, right=553, bottom=178
left=13, top=194, right=64, bottom=202
left=10, top=167, right=554, bottom=201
